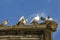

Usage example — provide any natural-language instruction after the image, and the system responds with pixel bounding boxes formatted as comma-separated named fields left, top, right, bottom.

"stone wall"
left=0, top=35, right=43, bottom=40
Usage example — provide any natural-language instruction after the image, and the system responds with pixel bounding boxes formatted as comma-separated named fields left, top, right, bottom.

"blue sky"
left=0, top=0, right=60, bottom=40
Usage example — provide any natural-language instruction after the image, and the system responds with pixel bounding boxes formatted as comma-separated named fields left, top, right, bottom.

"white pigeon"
left=18, top=16, right=27, bottom=24
left=31, top=14, right=40, bottom=22
left=18, top=16, right=25, bottom=22
left=46, top=18, right=53, bottom=21
left=1, top=20, right=9, bottom=26
left=45, top=16, right=53, bottom=21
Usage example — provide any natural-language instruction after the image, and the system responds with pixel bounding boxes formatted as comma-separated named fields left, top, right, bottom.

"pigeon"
left=45, top=16, right=53, bottom=21
left=41, top=16, right=53, bottom=21
left=31, top=14, right=40, bottom=23
left=18, top=16, right=25, bottom=22
left=18, top=16, right=28, bottom=24
left=1, top=20, right=9, bottom=26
